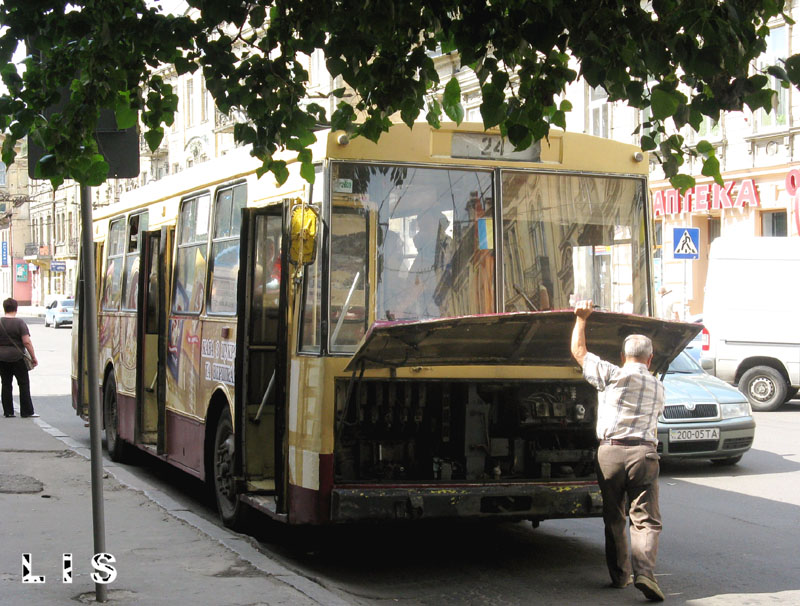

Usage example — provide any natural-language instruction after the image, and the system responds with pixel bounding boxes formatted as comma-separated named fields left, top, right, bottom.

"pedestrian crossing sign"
left=673, top=227, right=700, bottom=260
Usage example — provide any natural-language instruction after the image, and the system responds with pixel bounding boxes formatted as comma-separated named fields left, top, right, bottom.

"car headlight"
left=720, top=400, right=752, bottom=419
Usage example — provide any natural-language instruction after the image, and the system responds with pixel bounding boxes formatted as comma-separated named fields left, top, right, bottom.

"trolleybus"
left=72, top=123, right=698, bottom=528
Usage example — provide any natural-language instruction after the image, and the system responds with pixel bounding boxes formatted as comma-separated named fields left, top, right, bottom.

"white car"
left=44, top=298, right=75, bottom=328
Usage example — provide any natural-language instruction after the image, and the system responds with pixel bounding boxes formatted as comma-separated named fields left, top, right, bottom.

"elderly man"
left=570, top=299, right=666, bottom=602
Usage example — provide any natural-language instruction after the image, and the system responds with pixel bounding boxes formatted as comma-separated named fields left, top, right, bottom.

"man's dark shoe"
left=634, top=575, right=665, bottom=601
left=21, top=413, right=40, bottom=418
left=4, top=414, right=15, bottom=418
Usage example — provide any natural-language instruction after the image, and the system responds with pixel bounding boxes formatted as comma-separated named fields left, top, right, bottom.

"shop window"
left=708, top=217, right=721, bottom=244
left=653, top=220, right=663, bottom=260
left=761, top=210, right=787, bottom=237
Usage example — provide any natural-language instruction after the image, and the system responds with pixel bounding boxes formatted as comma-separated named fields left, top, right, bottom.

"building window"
left=697, top=115, right=720, bottom=140
left=761, top=210, right=787, bottom=236
left=186, top=78, right=195, bottom=127
left=756, top=25, right=788, bottom=129
left=200, top=78, right=208, bottom=123
left=589, top=86, right=610, bottom=138
left=0, top=161, right=6, bottom=187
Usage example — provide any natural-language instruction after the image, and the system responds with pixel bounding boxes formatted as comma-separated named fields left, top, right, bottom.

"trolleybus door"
left=74, top=240, right=104, bottom=419
left=235, top=206, right=287, bottom=503
left=135, top=229, right=166, bottom=449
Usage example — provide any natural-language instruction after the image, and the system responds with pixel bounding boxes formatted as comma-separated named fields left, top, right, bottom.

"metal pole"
left=79, top=183, right=107, bottom=602
left=683, top=258, right=688, bottom=321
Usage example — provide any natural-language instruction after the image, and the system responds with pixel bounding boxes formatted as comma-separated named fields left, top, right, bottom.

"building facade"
left=0, top=137, right=32, bottom=304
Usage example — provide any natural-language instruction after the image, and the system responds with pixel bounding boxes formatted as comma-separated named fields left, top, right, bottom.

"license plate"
left=669, top=427, right=720, bottom=442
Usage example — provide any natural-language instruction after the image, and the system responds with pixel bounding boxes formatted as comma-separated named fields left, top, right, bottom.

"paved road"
left=29, top=319, right=800, bottom=604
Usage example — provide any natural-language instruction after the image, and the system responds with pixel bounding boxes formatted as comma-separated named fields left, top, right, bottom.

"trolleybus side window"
left=102, top=219, right=126, bottom=311
left=208, top=183, right=247, bottom=315
left=329, top=206, right=368, bottom=352
left=173, top=193, right=210, bottom=314
left=299, top=165, right=324, bottom=353
left=500, top=172, right=648, bottom=313
left=121, top=211, right=149, bottom=311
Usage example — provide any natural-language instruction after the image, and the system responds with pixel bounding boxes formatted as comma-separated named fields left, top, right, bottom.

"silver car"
left=658, top=350, right=755, bottom=465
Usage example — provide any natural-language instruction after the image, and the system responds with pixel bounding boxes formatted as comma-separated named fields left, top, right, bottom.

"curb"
left=34, top=419, right=354, bottom=606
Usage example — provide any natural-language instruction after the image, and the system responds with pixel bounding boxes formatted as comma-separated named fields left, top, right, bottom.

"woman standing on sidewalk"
left=0, top=298, right=39, bottom=418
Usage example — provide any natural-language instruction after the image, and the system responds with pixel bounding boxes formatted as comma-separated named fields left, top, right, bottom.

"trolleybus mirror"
left=289, top=201, right=319, bottom=266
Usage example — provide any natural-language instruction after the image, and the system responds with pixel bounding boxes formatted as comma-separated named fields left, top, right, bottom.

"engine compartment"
left=334, top=379, right=598, bottom=484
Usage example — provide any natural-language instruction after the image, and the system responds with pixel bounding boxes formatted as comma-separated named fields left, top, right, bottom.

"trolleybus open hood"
left=345, top=311, right=701, bottom=376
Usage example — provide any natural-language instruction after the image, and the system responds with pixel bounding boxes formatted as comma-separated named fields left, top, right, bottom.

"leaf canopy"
left=0, top=0, right=795, bottom=189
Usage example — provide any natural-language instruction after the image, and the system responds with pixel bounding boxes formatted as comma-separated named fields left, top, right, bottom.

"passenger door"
left=234, top=206, right=288, bottom=506
left=135, top=229, right=165, bottom=447
left=73, top=241, right=104, bottom=418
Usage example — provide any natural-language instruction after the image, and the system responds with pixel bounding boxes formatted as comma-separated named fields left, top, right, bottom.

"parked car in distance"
left=44, top=298, right=75, bottom=328
left=658, top=350, right=755, bottom=466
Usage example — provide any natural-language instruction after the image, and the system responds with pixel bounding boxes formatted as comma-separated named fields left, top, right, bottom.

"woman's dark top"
left=0, top=317, right=30, bottom=362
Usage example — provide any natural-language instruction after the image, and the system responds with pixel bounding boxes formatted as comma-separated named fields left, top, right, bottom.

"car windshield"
left=667, top=350, right=703, bottom=374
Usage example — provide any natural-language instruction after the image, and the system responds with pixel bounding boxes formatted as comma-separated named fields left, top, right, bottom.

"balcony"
left=24, top=243, right=51, bottom=259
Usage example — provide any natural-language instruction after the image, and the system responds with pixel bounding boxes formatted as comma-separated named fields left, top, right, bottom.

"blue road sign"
left=673, top=227, right=700, bottom=260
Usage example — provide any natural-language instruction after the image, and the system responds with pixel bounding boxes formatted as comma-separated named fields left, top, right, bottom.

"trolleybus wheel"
left=103, top=375, right=129, bottom=462
left=212, top=409, right=248, bottom=529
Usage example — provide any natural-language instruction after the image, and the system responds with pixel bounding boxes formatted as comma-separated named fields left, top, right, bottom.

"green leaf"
left=272, top=161, right=289, bottom=185
left=300, top=161, right=315, bottom=184
left=480, top=82, right=506, bottom=129
left=744, top=89, right=775, bottom=113
left=696, top=140, right=713, bottom=155
left=144, top=127, right=164, bottom=151
left=701, top=155, right=721, bottom=180
left=442, top=77, right=464, bottom=124
left=114, top=92, right=138, bottom=130
left=86, top=155, right=110, bottom=186
left=640, top=135, right=657, bottom=152
left=670, top=174, right=695, bottom=194
left=767, top=65, right=789, bottom=83
left=784, top=54, right=800, bottom=85
left=651, top=88, right=680, bottom=120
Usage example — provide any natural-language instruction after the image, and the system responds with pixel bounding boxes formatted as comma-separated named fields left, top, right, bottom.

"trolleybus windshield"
left=329, top=162, right=649, bottom=352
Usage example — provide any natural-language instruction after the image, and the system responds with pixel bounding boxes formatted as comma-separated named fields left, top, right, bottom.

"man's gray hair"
left=622, top=334, right=653, bottom=360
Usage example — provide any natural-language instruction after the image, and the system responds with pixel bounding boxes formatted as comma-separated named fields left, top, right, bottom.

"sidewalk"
left=15, top=305, right=46, bottom=318
left=0, top=416, right=354, bottom=605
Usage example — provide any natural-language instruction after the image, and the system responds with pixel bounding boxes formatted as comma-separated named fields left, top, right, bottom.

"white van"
left=700, top=237, right=800, bottom=411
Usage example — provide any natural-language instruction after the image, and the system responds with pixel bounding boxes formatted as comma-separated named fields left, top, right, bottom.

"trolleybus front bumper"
left=331, top=481, right=603, bottom=522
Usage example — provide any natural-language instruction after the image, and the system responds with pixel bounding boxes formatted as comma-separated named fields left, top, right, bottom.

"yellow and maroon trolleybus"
left=72, top=123, right=697, bottom=528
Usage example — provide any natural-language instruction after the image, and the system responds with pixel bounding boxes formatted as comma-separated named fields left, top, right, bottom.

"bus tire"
left=103, top=375, right=130, bottom=462
left=212, top=408, right=248, bottom=530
